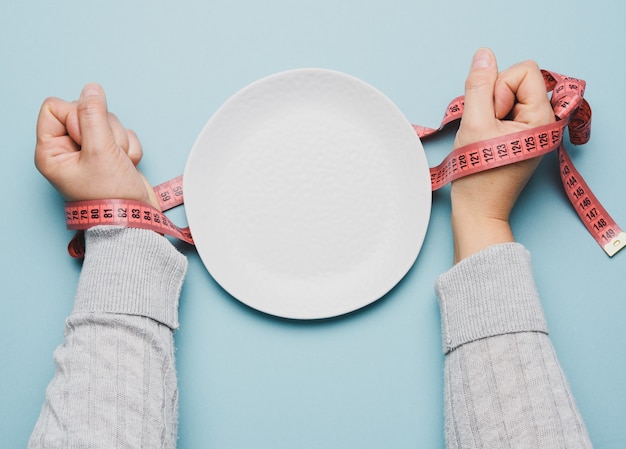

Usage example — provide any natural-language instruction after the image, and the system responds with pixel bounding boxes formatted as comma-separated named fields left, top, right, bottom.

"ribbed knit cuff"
left=435, top=243, right=548, bottom=354
left=72, top=226, right=188, bottom=329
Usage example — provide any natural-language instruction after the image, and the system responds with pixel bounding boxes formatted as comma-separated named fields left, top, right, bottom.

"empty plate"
left=184, top=68, right=431, bottom=319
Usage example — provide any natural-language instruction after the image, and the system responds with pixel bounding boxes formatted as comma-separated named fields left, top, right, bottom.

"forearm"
left=451, top=211, right=514, bottom=265
left=436, top=243, right=593, bottom=448
left=28, top=227, right=187, bottom=449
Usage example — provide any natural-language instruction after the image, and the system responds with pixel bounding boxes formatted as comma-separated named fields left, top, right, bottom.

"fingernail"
left=472, top=48, right=491, bottom=68
left=81, top=85, right=101, bottom=98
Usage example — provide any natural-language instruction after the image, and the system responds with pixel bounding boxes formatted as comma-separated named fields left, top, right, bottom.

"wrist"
left=451, top=211, right=514, bottom=264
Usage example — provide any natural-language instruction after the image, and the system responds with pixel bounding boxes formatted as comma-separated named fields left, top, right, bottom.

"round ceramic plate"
left=184, top=69, right=431, bottom=319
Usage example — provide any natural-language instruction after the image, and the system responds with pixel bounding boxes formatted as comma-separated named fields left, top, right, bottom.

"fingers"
left=76, top=84, right=144, bottom=163
left=456, top=49, right=554, bottom=151
left=36, top=84, right=143, bottom=169
left=460, top=48, right=499, bottom=134
left=107, top=112, right=130, bottom=152
left=36, top=97, right=73, bottom=142
left=35, top=97, right=79, bottom=174
left=126, top=129, right=143, bottom=166
left=494, top=60, right=554, bottom=126
left=76, top=83, right=117, bottom=157
left=108, top=114, right=143, bottom=165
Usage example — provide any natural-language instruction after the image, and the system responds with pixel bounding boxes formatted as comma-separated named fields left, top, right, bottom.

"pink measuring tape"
left=65, top=69, right=625, bottom=258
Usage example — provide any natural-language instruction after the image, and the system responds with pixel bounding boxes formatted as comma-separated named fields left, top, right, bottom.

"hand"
left=450, top=48, right=555, bottom=263
left=35, top=83, right=160, bottom=210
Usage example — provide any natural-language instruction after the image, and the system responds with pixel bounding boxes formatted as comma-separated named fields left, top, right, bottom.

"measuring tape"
left=65, top=70, right=625, bottom=258
left=65, top=175, right=193, bottom=258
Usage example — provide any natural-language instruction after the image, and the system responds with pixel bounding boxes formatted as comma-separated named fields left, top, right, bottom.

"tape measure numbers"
left=65, top=197, right=193, bottom=258
left=558, top=147, right=625, bottom=257
left=153, top=175, right=185, bottom=211
left=427, top=121, right=566, bottom=190
left=64, top=69, right=625, bottom=258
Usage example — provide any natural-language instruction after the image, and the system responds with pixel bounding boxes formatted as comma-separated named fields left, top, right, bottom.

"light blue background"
left=1, top=0, right=624, bottom=447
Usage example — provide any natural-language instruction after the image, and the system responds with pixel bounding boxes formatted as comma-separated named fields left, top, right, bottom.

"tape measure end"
left=603, top=232, right=626, bottom=257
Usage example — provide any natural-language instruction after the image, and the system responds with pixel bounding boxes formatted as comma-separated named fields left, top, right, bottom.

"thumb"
left=461, top=48, right=498, bottom=131
left=76, top=83, right=116, bottom=156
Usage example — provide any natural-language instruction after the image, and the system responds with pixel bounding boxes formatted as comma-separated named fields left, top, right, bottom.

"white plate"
left=184, top=69, right=431, bottom=319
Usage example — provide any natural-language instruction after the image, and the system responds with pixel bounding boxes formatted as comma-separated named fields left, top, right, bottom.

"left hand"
left=35, top=83, right=160, bottom=210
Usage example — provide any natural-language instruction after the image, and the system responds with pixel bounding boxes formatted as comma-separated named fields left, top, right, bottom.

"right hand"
left=35, top=83, right=160, bottom=210
left=450, top=48, right=555, bottom=263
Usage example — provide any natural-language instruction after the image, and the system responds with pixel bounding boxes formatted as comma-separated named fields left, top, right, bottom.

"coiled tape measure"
left=65, top=69, right=625, bottom=258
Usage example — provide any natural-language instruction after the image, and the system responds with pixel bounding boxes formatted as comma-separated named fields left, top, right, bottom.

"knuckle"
left=77, top=98, right=102, bottom=119
left=39, top=96, right=64, bottom=118
left=128, top=129, right=143, bottom=148
left=41, top=96, right=59, bottom=108
left=465, top=71, right=495, bottom=93
left=517, top=59, right=541, bottom=74
left=465, top=75, right=487, bottom=91
left=523, top=59, right=540, bottom=70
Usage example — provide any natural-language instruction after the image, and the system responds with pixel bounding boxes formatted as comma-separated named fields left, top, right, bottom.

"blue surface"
left=1, top=0, right=624, bottom=447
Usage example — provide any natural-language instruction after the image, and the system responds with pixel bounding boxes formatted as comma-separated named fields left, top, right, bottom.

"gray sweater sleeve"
left=435, top=243, right=593, bottom=449
left=28, top=227, right=187, bottom=449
